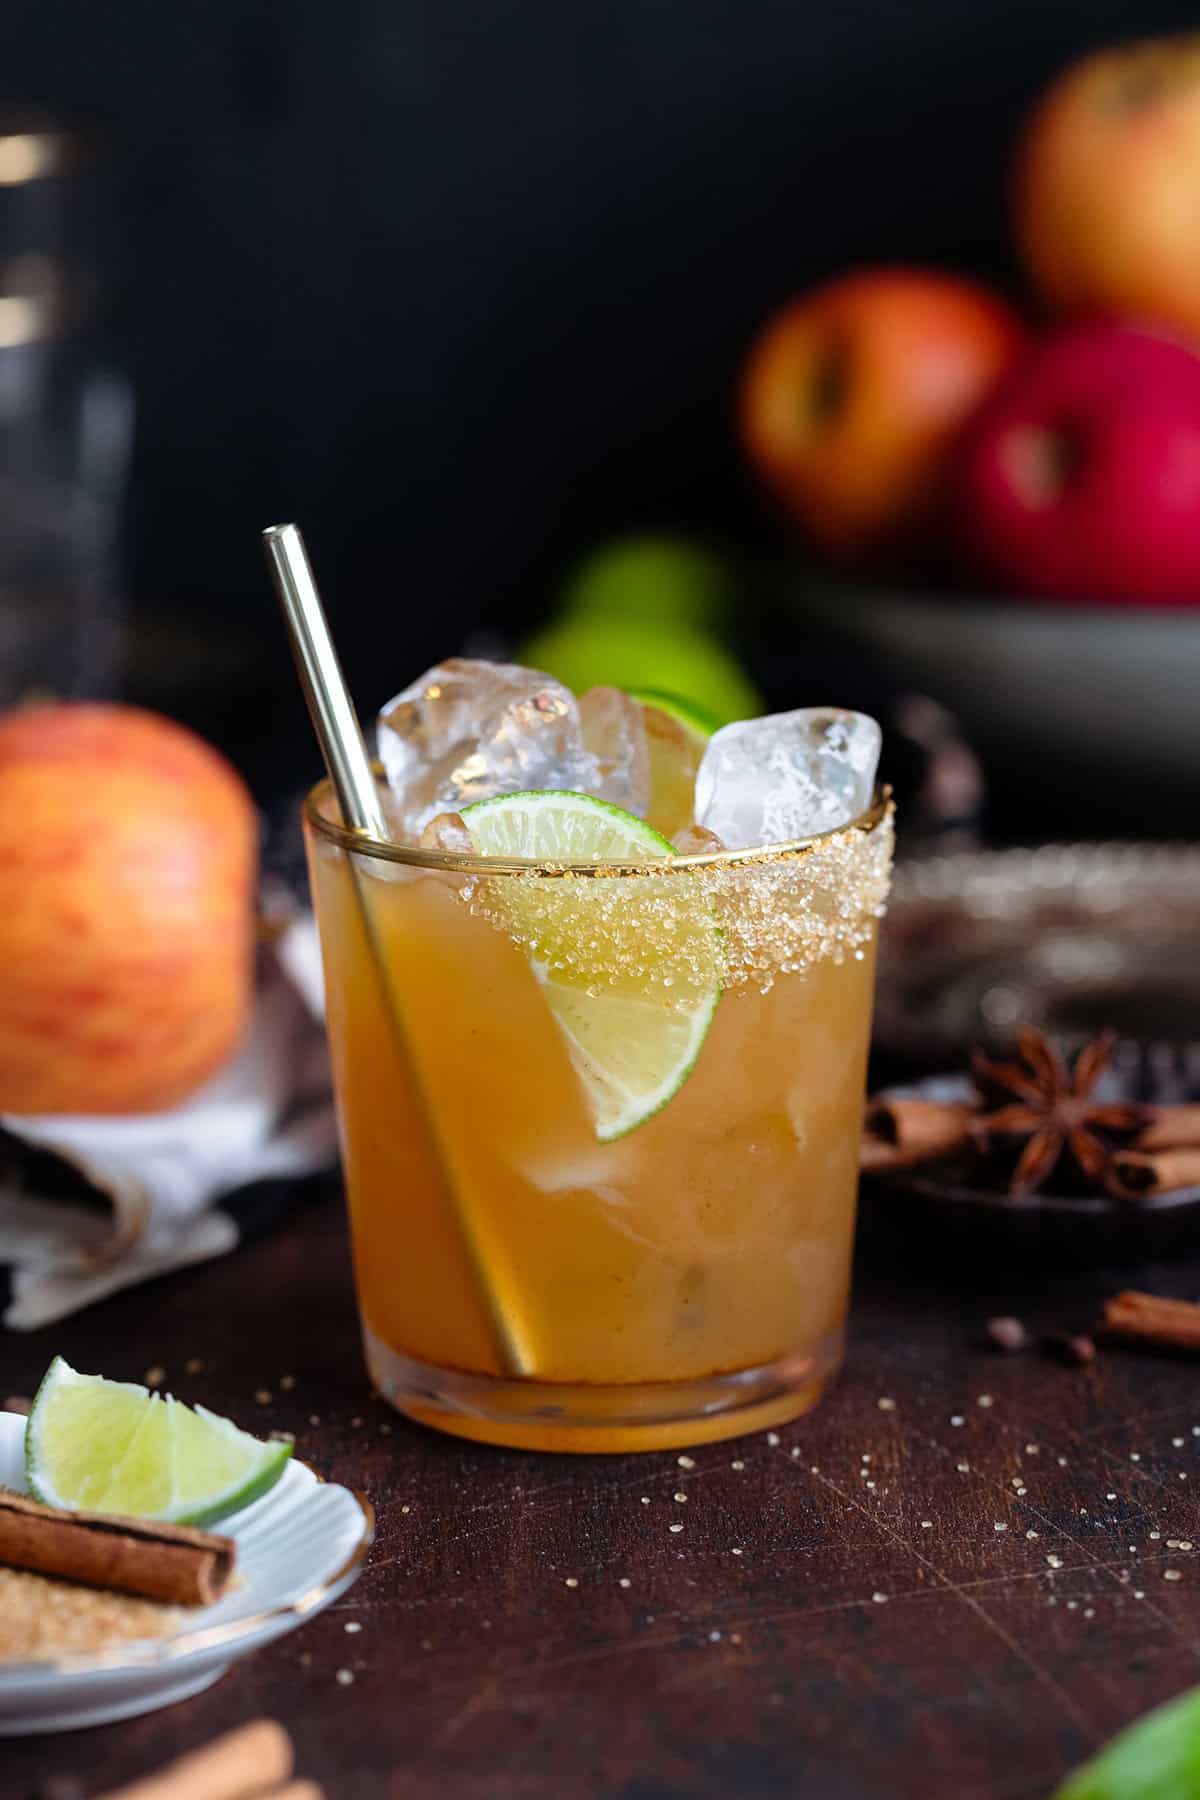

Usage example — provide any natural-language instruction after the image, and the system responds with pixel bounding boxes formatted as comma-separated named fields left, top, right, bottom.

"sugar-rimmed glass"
left=304, top=781, right=893, bottom=1453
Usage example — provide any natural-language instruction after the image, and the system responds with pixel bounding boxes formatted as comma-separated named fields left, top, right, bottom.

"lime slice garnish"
left=25, top=1356, right=291, bottom=1526
left=462, top=790, right=721, bottom=1141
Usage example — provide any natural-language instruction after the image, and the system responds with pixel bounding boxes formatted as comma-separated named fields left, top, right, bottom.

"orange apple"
left=738, top=268, right=1024, bottom=558
left=0, top=703, right=258, bottom=1114
left=1015, top=37, right=1200, bottom=337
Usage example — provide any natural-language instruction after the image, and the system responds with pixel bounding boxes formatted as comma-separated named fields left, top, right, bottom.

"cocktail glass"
left=304, top=780, right=892, bottom=1452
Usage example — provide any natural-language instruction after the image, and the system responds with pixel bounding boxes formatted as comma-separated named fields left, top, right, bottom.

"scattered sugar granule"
left=144, top=1366, right=165, bottom=1388
left=677, top=1456, right=695, bottom=1470
left=1047, top=1555, right=1063, bottom=1569
left=336, top=1668, right=355, bottom=1686
left=255, top=1388, right=272, bottom=1406
left=730, top=1460, right=745, bottom=1471
left=957, top=1462, right=970, bottom=1474
left=766, top=1433, right=780, bottom=1446
left=1130, top=1453, right=1141, bottom=1462
left=950, top=1415, right=965, bottom=1428
left=669, top=1522, right=684, bottom=1534
left=731, top=1547, right=744, bottom=1556
left=618, top=1578, right=631, bottom=1588
left=184, top=1357, right=205, bottom=1376
left=1164, top=1570, right=1183, bottom=1582
left=1025, top=1444, right=1040, bottom=1454
left=878, top=1397, right=896, bottom=1411
left=921, top=1520, right=933, bottom=1529
left=280, top=1374, right=296, bottom=1392
left=564, top=1578, right=578, bottom=1588
left=1026, top=1530, right=1040, bottom=1541
left=344, top=1621, right=362, bottom=1634
left=673, top=1492, right=688, bottom=1503
left=977, top=1395, right=994, bottom=1408
left=872, top=1591, right=888, bottom=1603
left=994, top=1522, right=1007, bottom=1533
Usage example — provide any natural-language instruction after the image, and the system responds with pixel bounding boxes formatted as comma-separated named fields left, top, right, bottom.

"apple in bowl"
left=1016, top=36, right=1200, bottom=342
left=951, top=321, right=1200, bottom=605
left=739, top=268, right=1024, bottom=559
left=0, top=704, right=258, bottom=1115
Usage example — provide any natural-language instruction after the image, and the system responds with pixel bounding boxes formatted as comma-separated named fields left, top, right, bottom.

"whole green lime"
left=519, top=614, right=761, bottom=727
left=561, top=535, right=735, bottom=630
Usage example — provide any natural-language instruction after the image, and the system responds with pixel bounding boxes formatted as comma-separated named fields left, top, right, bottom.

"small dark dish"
left=860, top=1075, right=1200, bottom=1270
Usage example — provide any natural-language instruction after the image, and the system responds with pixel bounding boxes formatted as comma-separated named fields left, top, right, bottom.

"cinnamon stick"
left=95, top=1721, right=294, bottom=1800
left=860, top=1099, right=974, bottom=1172
left=1105, top=1147, right=1200, bottom=1201
left=1138, top=1105, right=1200, bottom=1152
left=0, top=1490, right=234, bottom=1606
left=1099, top=1290, right=1200, bottom=1354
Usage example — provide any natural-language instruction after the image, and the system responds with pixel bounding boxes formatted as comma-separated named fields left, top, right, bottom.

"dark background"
left=2, top=0, right=1194, bottom=799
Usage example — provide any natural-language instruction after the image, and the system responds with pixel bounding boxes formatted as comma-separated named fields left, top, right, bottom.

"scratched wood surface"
left=7, top=1190, right=1200, bottom=1800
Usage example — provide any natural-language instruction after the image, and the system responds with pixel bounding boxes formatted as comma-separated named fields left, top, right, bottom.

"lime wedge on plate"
left=26, top=1356, right=292, bottom=1526
left=463, top=790, right=721, bottom=1141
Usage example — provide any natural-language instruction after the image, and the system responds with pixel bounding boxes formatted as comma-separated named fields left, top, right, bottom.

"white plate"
left=0, top=1410, right=374, bottom=1734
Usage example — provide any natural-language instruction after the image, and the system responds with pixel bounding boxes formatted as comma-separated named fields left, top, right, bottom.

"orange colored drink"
left=305, top=785, right=892, bottom=1452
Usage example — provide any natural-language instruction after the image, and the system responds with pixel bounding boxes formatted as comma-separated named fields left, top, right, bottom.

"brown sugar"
left=0, top=1564, right=180, bottom=1660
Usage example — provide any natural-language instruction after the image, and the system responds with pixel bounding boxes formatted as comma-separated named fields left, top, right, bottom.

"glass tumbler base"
left=363, top=1324, right=844, bottom=1454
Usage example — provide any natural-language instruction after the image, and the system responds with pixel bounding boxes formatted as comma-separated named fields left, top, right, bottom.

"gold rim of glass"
left=304, top=777, right=892, bottom=877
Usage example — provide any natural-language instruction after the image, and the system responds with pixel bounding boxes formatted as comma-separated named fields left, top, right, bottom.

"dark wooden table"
left=6, top=1190, right=1200, bottom=1800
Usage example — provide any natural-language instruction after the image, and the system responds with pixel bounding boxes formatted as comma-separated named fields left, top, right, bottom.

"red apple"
left=0, top=704, right=258, bottom=1114
left=1015, top=37, right=1200, bottom=340
left=950, top=321, right=1200, bottom=605
left=739, top=269, right=1024, bottom=559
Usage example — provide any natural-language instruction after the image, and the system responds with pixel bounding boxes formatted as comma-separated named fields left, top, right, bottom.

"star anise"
left=970, top=1028, right=1146, bottom=1195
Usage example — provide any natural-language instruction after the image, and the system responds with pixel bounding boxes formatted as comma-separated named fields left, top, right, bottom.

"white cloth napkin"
left=0, top=916, right=335, bottom=1331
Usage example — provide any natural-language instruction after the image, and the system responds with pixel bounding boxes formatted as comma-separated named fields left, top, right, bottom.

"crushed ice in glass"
left=694, top=708, right=880, bottom=849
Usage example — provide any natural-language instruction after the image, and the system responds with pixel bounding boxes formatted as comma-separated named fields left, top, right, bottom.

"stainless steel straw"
left=263, top=523, right=535, bottom=1377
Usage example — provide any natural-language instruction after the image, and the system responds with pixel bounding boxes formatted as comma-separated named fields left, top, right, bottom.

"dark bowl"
left=859, top=1076, right=1200, bottom=1272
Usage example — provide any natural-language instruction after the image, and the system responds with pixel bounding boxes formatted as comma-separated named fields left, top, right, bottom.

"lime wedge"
left=25, top=1356, right=292, bottom=1526
left=627, top=687, right=722, bottom=739
left=629, top=694, right=712, bottom=840
left=462, top=790, right=721, bottom=1140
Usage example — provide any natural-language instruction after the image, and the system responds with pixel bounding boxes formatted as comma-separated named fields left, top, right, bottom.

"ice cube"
left=671, top=823, right=726, bottom=854
left=578, top=686, right=649, bottom=816
left=694, top=708, right=880, bottom=849
left=378, top=659, right=598, bottom=839
left=419, top=810, right=475, bottom=854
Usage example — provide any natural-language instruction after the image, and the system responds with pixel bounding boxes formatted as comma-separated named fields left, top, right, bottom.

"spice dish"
left=0, top=1410, right=373, bottom=1735
left=860, top=1071, right=1200, bottom=1269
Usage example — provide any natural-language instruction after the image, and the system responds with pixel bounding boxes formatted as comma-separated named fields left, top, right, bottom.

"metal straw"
left=263, top=524, right=387, bottom=839
left=263, top=523, right=535, bottom=1377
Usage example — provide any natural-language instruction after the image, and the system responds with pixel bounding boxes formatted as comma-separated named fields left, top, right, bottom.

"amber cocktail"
left=305, top=778, right=892, bottom=1453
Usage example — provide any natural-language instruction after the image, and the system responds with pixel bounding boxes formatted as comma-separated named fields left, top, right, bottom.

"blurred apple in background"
left=739, top=269, right=1024, bottom=560
left=519, top=533, right=762, bottom=725
left=1016, top=37, right=1200, bottom=340
left=951, top=321, right=1200, bottom=604
left=0, top=704, right=257, bottom=1115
